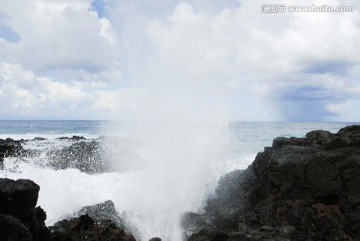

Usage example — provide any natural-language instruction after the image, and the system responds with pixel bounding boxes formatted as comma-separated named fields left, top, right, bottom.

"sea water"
left=0, top=120, right=104, bottom=140
left=0, top=120, right=357, bottom=241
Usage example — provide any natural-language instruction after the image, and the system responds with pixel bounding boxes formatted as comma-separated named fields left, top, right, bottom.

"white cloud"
left=326, top=101, right=350, bottom=114
left=0, top=0, right=119, bottom=81
left=0, top=62, right=87, bottom=117
left=1, top=0, right=360, bottom=120
left=90, top=88, right=148, bottom=118
left=0, top=61, right=142, bottom=119
left=142, top=1, right=360, bottom=120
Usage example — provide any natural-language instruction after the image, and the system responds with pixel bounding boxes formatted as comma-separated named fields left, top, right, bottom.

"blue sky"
left=0, top=0, right=359, bottom=121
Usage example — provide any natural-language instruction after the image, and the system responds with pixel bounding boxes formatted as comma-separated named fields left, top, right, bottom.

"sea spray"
left=102, top=93, right=231, bottom=241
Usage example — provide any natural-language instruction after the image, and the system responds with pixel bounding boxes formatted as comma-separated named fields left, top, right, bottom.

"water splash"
left=102, top=90, right=231, bottom=241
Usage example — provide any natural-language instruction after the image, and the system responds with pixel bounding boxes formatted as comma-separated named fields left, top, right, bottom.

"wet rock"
left=50, top=214, right=136, bottom=241
left=181, top=212, right=213, bottom=238
left=76, top=200, right=126, bottom=229
left=0, top=214, right=32, bottom=241
left=0, top=138, right=22, bottom=166
left=0, top=178, right=39, bottom=221
left=57, top=135, right=86, bottom=140
left=184, top=125, right=360, bottom=241
left=0, top=178, right=50, bottom=241
left=306, top=152, right=342, bottom=197
left=32, top=137, right=48, bottom=141
left=188, top=229, right=228, bottom=241
left=305, top=130, right=333, bottom=145
left=149, top=237, right=162, bottom=241
left=47, top=140, right=107, bottom=173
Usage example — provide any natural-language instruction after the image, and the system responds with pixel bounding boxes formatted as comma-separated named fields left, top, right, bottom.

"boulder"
left=46, top=140, right=107, bottom=173
left=149, top=237, right=162, bottom=241
left=0, top=178, right=50, bottom=241
left=50, top=214, right=137, bottom=241
left=75, top=200, right=126, bottom=229
left=0, top=214, right=32, bottom=241
left=0, top=138, right=22, bottom=166
left=0, top=178, right=39, bottom=221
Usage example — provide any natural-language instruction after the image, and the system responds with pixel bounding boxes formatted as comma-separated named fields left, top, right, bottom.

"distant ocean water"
left=0, top=120, right=359, bottom=241
left=0, top=120, right=357, bottom=169
left=0, top=120, right=355, bottom=143
left=0, top=120, right=105, bottom=139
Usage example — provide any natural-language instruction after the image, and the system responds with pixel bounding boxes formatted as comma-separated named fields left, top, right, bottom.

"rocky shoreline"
left=183, top=125, right=360, bottom=241
left=1, top=125, right=360, bottom=240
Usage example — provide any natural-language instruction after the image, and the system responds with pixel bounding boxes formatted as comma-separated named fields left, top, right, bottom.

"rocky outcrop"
left=50, top=214, right=136, bottom=241
left=0, top=138, right=22, bottom=166
left=75, top=200, right=127, bottom=229
left=0, top=178, right=137, bottom=241
left=50, top=200, right=138, bottom=241
left=0, top=178, right=50, bottom=241
left=46, top=140, right=107, bottom=173
left=1, top=136, right=144, bottom=174
left=184, top=125, right=360, bottom=241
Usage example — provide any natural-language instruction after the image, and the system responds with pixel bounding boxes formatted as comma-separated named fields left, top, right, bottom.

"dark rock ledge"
left=182, top=125, right=360, bottom=241
left=0, top=178, right=137, bottom=241
left=0, top=138, right=22, bottom=166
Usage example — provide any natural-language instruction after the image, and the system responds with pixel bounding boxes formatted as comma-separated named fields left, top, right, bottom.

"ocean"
left=0, top=120, right=358, bottom=241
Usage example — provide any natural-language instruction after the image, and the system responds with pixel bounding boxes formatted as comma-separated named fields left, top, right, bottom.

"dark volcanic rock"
left=184, top=125, right=360, bottom=241
left=0, top=178, right=137, bottom=241
left=76, top=200, right=126, bottom=229
left=50, top=214, right=136, bottom=241
left=57, top=135, right=86, bottom=140
left=0, top=138, right=22, bottom=166
left=0, top=214, right=32, bottom=241
left=47, top=140, right=107, bottom=173
left=149, top=237, right=162, bottom=241
left=0, top=178, right=39, bottom=218
left=0, top=178, right=50, bottom=241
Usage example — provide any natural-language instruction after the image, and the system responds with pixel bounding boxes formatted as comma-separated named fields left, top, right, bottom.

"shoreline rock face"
left=0, top=138, right=22, bottom=166
left=50, top=214, right=137, bottom=241
left=184, top=125, right=360, bottom=241
left=0, top=178, right=50, bottom=241
left=0, top=178, right=137, bottom=241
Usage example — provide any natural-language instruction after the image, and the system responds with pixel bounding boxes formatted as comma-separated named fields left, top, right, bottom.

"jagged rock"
left=0, top=138, right=22, bottom=166
left=184, top=125, right=360, bottom=241
left=0, top=178, right=138, bottom=241
left=47, top=140, right=107, bottom=173
left=57, top=135, right=86, bottom=140
left=188, top=229, right=228, bottom=241
left=181, top=212, right=213, bottom=238
left=0, top=178, right=39, bottom=221
left=149, top=237, right=162, bottom=241
left=0, top=178, right=50, bottom=241
left=0, top=214, right=32, bottom=241
left=50, top=214, right=137, bottom=241
left=76, top=200, right=126, bottom=229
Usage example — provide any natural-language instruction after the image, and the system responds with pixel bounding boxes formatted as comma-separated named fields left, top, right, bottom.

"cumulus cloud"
left=0, top=62, right=87, bottom=118
left=0, top=61, right=144, bottom=119
left=0, top=0, right=119, bottom=80
left=140, top=0, right=360, bottom=120
left=1, top=0, right=360, bottom=120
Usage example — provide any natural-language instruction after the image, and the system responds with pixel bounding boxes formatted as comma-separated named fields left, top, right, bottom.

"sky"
left=0, top=0, right=360, bottom=121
